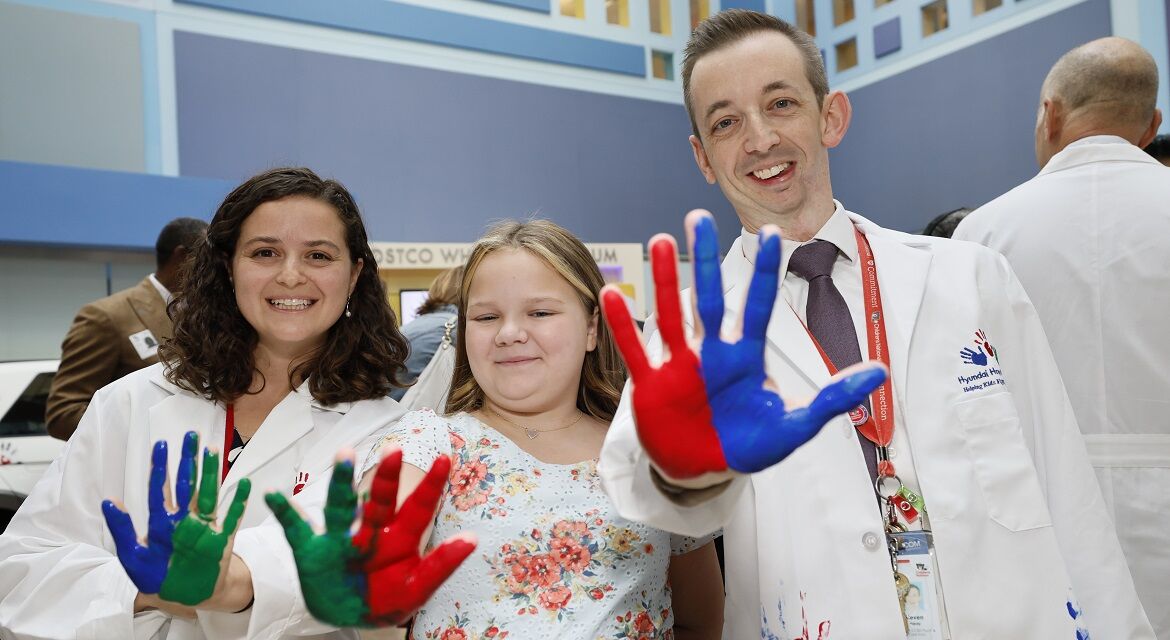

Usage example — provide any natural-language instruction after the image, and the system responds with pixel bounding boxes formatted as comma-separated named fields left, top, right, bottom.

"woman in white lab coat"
left=0, top=167, right=413, bottom=639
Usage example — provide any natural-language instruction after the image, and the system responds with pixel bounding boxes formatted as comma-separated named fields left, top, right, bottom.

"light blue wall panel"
left=175, top=0, right=645, bottom=76
left=0, top=1, right=146, bottom=172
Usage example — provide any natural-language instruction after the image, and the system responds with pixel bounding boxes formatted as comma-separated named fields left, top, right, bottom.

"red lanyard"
left=796, top=228, right=897, bottom=477
left=222, top=404, right=234, bottom=482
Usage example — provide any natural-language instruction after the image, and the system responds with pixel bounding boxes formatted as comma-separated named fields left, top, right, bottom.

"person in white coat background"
left=953, top=37, right=1170, bottom=639
left=598, top=10, right=1153, bottom=639
left=0, top=167, right=418, bottom=639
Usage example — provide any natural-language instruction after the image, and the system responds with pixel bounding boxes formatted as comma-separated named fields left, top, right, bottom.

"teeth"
left=753, top=163, right=789, bottom=180
left=269, top=299, right=312, bottom=310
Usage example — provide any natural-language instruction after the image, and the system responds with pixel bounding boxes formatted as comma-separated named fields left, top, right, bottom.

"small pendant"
left=525, top=429, right=539, bottom=440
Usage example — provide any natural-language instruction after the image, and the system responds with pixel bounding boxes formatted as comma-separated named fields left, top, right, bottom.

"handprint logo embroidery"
left=0, top=441, right=14, bottom=465
left=292, top=470, right=309, bottom=495
left=974, top=330, right=999, bottom=363
left=960, top=346, right=988, bottom=366
left=961, top=330, right=998, bottom=366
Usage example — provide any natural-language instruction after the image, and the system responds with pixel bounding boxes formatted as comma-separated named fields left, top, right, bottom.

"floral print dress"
left=371, top=409, right=714, bottom=640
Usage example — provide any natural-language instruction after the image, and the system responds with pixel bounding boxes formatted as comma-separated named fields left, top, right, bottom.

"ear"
left=1138, top=108, right=1163, bottom=149
left=1041, top=98, right=1063, bottom=143
left=689, top=135, right=717, bottom=184
left=586, top=307, right=599, bottom=353
left=821, top=91, right=852, bottom=148
left=349, top=257, right=364, bottom=296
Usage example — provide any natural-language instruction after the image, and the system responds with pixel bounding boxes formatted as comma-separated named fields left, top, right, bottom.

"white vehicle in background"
left=0, top=360, right=64, bottom=531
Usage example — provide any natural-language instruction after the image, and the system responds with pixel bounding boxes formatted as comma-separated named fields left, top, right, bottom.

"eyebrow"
left=467, top=296, right=567, bottom=309
left=241, top=236, right=343, bottom=252
left=702, top=81, right=797, bottom=121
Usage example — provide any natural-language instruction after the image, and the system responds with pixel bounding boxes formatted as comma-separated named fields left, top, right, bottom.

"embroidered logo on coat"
left=957, top=329, right=1007, bottom=393
left=293, top=470, right=310, bottom=495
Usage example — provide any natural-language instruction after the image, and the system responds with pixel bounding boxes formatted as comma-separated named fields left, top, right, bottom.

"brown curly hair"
left=444, top=220, right=626, bottom=421
left=161, top=167, right=409, bottom=405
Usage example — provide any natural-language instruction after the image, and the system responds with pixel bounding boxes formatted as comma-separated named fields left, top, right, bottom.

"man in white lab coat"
left=598, top=10, right=1153, bottom=639
left=954, top=37, right=1170, bottom=639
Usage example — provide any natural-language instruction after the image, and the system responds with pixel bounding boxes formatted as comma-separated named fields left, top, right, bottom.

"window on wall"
left=560, top=0, right=584, bottom=18
left=835, top=38, right=858, bottom=71
left=921, top=0, right=948, bottom=36
left=972, top=0, right=1002, bottom=16
left=649, top=0, right=671, bottom=34
left=690, top=0, right=709, bottom=31
left=795, top=0, right=816, bottom=36
left=833, top=0, right=855, bottom=26
left=651, top=50, right=674, bottom=80
left=606, top=0, right=629, bottom=26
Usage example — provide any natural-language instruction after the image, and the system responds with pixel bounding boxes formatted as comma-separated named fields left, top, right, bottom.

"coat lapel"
left=220, top=387, right=314, bottom=497
left=147, top=369, right=223, bottom=478
left=128, top=278, right=172, bottom=340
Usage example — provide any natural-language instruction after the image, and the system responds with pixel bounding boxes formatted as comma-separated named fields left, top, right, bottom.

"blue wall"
left=830, top=0, right=1112, bottom=232
left=0, top=160, right=229, bottom=248
left=174, top=31, right=732, bottom=246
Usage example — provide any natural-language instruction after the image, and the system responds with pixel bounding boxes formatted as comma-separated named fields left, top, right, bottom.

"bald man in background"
left=954, top=37, right=1170, bottom=638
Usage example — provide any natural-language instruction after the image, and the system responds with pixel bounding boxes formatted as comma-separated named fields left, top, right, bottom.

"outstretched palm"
left=102, top=431, right=198, bottom=594
left=601, top=210, right=887, bottom=478
left=266, top=448, right=476, bottom=628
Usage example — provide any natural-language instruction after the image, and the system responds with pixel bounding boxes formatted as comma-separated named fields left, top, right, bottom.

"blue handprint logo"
left=960, top=346, right=988, bottom=366
left=961, top=329, right=999, bottom=366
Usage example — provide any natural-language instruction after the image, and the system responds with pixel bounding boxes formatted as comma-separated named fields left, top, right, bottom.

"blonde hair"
left=416, top=265, right=463, bottom=315
left=444, top=220, right=626, bottom=421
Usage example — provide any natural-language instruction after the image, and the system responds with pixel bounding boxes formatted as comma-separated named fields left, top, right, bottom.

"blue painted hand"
left=689, top=212, right=888, bottom=473
left=102, top=431, right=198, bottom=594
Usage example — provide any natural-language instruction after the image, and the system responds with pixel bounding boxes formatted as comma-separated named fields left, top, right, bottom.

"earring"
left=345, top=297, right=352, bottom=318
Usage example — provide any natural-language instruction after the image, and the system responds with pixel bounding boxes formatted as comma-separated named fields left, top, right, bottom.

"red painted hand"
left=601, top=234, right=728, bottom=479
left=354, top=449, right=477, bottom=626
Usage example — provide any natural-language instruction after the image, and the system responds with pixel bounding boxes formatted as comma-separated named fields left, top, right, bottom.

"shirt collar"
left=147, top=273, right=173, bottom=304
left=739, top=200, right=858, bottom=275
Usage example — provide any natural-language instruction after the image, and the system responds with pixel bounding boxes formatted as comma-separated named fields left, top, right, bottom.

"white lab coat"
left=954, top=135, right=1170, bottom=638
left=0, top=364, right=404, bottom=639
left=599, top=211, right=1152, bottom=639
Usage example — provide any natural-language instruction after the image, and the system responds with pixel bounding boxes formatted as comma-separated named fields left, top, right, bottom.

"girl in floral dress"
left=369, top=220, right=724, bottom=639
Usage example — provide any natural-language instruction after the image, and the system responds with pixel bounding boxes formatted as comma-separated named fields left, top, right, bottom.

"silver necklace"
left=485, top=405, right=585, bottom=439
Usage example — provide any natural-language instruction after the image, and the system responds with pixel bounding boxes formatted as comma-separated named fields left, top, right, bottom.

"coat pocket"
left=955, top=392, right=1053, bottom=531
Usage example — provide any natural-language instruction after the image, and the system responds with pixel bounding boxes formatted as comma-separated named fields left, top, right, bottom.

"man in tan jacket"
left=46, top=217, right=207, bottom=440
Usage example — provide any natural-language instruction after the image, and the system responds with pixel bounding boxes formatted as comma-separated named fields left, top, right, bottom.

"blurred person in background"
left=390, top=266, right=462, bottom=402
left=1144, top=132, right=1170, bottom=166
left=920, top=207, right=972, bottom=238
left=954, top=37, right=1170, bottom=638
left=46, top=216, right=208, bottom=440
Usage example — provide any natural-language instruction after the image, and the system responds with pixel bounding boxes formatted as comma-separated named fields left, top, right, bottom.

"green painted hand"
left=157, top=448, right=251, bottom=606
left=266, top=449, right=475, bottom=628
left=266, top=458, right=369, bottom=627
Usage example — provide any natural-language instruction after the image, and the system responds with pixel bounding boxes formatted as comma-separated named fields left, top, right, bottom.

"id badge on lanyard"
left=813, top=229, right=954, bottom=639
left=889, top=530, right=951, bottom=639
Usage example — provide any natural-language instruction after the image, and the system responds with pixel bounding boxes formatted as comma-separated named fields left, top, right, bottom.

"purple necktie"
left=788, top=240, right=879, bottom=481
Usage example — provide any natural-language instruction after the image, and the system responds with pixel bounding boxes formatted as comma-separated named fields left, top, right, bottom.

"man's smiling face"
left=688, top=31, right=843, bottom=231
